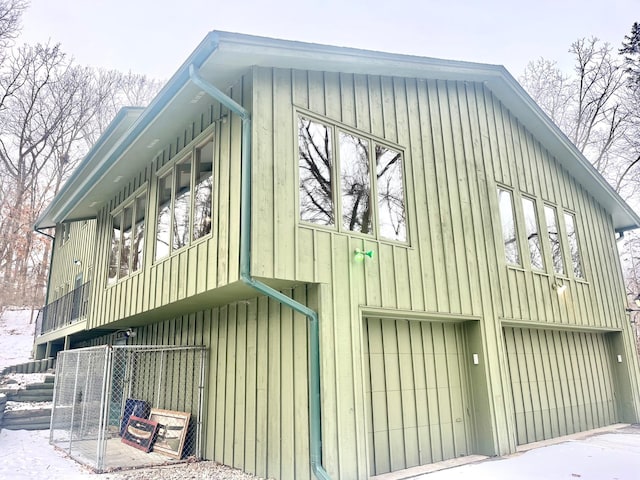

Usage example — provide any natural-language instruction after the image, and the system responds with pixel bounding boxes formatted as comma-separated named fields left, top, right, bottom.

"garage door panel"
left=366, top=318, right=472, bottom=475
left=505, top=327, right=617, bottom=445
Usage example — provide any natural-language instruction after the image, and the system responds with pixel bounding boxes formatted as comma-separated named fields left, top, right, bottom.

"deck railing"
left=36, top=281, right=91, bottom=335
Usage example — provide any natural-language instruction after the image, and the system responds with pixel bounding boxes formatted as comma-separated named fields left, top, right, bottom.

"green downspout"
left=189, top=65, right=331, bottom=480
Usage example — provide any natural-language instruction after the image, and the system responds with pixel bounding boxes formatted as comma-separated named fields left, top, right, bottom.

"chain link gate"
left=50, top=345, right=206, bottom=472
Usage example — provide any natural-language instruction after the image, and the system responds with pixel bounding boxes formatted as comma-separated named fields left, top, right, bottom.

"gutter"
left=189, top=64, right=331, bottom=480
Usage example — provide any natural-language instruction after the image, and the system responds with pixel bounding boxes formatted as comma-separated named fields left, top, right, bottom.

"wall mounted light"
left=617, top=354, right=623, bottom=363
left=552, top=280, right=567, bottom=294
left=472, top=353, right=479, bottom=365
left=73, top=259, right=82, bottom=266
left=354, top=248, right=375, bottom=262
left=625, top=293, right=640, bottom=313
left=115, top=328, right=136, bottom=339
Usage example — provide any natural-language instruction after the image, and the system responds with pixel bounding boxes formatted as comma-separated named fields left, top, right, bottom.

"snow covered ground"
left=0, top=308, right=37, bottom=371
left=417, top=428, right=640, bottom=479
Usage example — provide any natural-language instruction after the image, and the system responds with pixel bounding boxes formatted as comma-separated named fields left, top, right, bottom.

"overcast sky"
left=19, top=0, right=637, bottom=81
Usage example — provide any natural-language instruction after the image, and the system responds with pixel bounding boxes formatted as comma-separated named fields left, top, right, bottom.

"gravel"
left=102, top=461, right=271, bottom=480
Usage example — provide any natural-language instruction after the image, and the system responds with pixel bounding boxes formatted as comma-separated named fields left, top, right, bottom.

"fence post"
left=197, top=348, right=206, bottom=459
left=96, top=346, right=113, bottom=472
left=68, top=353, right=81, bottom=454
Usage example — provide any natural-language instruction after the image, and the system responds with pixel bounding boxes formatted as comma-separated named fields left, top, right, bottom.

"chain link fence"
left=50, top=345, right=206, bottom=472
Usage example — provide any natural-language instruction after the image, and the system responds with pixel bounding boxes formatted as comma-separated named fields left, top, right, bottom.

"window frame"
left=543, top=203, right=566, bottom=276
left=497, top=186, right=521, bottom=266
left=562, top=210, right=585, bottom=280
left=520, top=194, right=545, bottom=272
left=296, top=109, right=409, bottom=244
left=107, top=184, right=148, bottom=286
left=153, top=129, right=216, bottom=263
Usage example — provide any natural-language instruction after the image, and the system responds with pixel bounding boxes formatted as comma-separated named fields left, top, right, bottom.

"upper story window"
left=108, top=189, right=147, bottom=285
left=497, top=185, right=586, bottom=279
left=522, top=197, right=544, bottom=270
left=498, top=188, right=520, bottom=265
left=298, top=114, right=407, bottom=242
left=564, top=212, right=583, bottom=278
left=58, top=222, right=71, bottom=245
left=155, top=136, right=214, bottom=260
left=544, top=205, right=564, bottom=275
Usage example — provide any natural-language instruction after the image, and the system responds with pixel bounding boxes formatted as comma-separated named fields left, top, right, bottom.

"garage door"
left=504, top=327, right=617, bottom=445
left=364, top=318, right=472, bottom=476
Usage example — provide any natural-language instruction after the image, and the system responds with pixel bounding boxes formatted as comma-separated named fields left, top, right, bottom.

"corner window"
left=544, top=205, right=564, bottom=275
left=297, top=114, right=407, bottom=242
left=155, top=136, right=214, bottom=261
left=109, top=189, right=147, bottom=285
left=498, top=188, right=520, bottom=265
left=564, top=212, right=583, bottom=278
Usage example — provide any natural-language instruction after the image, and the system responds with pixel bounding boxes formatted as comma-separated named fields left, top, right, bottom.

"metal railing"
left=36, top=281, right=91, bottom=335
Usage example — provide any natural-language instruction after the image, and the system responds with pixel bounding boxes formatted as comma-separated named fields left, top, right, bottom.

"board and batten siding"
left=249, top=66, right=638, bottom=476
left=251, top=66, right=627, bottom=330
left=88, top=75, right=251, bottom=330
left=364, top=317, right=473, bottom=475
left=126, top=286, right=311, bottom=480
left=48, top=220, right=96, bottom=303
left=503, top=327, right=617, bottom=445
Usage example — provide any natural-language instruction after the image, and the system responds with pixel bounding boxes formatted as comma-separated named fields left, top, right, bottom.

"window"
left=340, top=131, right=372, bottom=234
left=173, top=156, right=192, bottom=250
left=193, top=140, right=214, bottom=241
left=498, top=188, right=520, bottom=265
left=156, top=172, right=172, bottom=260
left=297, top=114, right=406, bottom=242
left=155, top=136, right=214, bottom=261
left=544, top=205, right=564, bottom=275
left=59, top=222, right=71, bottom=245
left=564, top=212, right=583, bottom=278
left=298, top=117, right=334, bottom=226
left=522, top=197, right=544, bottom=270
left=108, top=189, right=147, bottom=285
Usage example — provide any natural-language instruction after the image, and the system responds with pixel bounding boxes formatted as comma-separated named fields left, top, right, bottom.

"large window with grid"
left=298, top=113, right=407, bottom=243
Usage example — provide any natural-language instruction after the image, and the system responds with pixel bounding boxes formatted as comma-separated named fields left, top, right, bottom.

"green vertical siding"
left=504, top=327, right=617, bottom=445
left=48, top=220, right=96, bottom=303
left=252, top=67, right=628, bottom=328
left=364, top=318, right=472, bottom=475
left=249, top=66, right=637, bottom=476
left=128, top=286, right=311, bottom=480
left=87, top=76, right=250, bottom=329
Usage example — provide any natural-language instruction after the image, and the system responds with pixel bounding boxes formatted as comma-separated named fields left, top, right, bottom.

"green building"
left=34, top=32, right=640, bottom=479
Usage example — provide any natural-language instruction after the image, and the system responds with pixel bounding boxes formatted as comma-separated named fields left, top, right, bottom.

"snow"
left=414, top=431, right=640, bottom=479
left=0, top=429, right=91, bottom=479
left=0, top=308, right=37, bottom=372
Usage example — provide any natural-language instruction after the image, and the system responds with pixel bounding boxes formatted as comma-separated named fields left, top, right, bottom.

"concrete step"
left=2, top=407, right=51, bottom=430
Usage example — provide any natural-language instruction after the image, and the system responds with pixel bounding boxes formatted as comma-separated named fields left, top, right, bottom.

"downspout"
left=34, top=228, right=56, bottom=338
left=35, top=228, right=56, bottom=302
left=189, top=65, right=331, bottom=480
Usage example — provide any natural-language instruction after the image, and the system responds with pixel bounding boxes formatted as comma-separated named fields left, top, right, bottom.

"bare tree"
left=520, top=38, right=633, bottom=187
left=0, top=0, right=27, bottom=49
left=521, top=29, right=640, bottom=349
